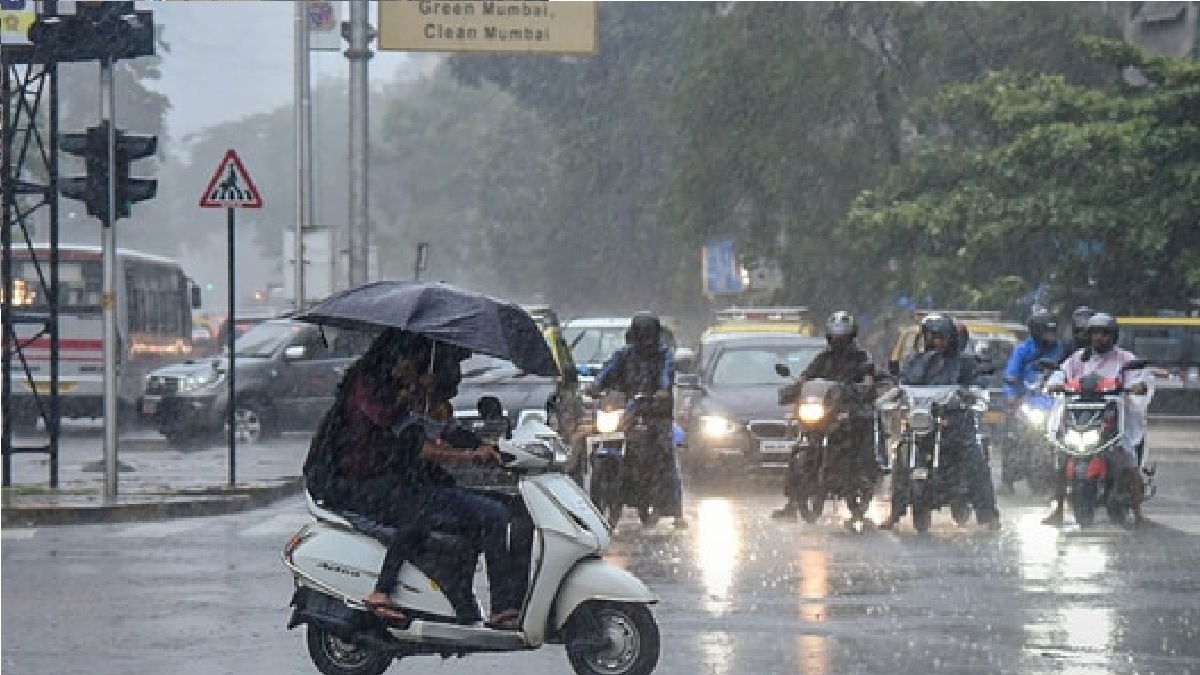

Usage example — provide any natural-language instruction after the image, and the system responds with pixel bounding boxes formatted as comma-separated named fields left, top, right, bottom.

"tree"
left=848, top=37, right=1200, bottom=315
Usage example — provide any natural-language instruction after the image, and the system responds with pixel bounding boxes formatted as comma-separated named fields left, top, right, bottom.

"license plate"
left=983, top=411, right=1006, bottom=424
left=911, top=467, right=929, bottom=480
left=141, top=397, right=159, bottom=415
left=759, top=440, right=793, bottom=455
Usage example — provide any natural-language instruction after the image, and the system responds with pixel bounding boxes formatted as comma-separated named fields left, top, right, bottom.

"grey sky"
left=148, top=1, right=412, bottom=140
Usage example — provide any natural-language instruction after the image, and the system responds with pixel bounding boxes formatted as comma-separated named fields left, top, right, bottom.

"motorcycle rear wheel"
left=797, top=485, right=825, bottom=524
left=306, top=624, right=391, bottom=675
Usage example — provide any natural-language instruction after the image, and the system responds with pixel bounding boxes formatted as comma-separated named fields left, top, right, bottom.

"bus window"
left=14, top=260, right=103, bottom=310
left=126, top=262, right=188, bottom=336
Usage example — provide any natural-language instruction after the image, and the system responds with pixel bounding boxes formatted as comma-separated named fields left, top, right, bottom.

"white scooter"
left=282, top=420, right=661, bottom=675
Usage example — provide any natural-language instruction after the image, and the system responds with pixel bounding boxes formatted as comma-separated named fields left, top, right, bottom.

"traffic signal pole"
left=100, top=54, right=120, bottom=499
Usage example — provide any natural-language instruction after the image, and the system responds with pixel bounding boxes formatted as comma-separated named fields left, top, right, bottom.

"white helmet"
left=825, top=311, right=857, bottom=344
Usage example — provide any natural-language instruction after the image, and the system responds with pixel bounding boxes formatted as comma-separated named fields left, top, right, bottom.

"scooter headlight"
left=595, top=409, right=623, bottom=434
left=908, top=410, right=935, bottom=434
left=796, top=402, right=826, bottom=424
left=700, top=415, right=738, bottom=437
left=1064, top=429, right=1101, bottom=449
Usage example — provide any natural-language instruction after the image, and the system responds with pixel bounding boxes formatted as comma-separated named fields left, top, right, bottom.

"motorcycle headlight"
left=1064, top=429, right=1101, bottom=449
left=179, top=370, right=224, bottom=392
left=1021, top=404, right=1047, bottom=427
left=700, top=415, right=738, bottom=437
left=595, top=409, right=623, bottom=434
left=796, top=402, right=825, bottom=424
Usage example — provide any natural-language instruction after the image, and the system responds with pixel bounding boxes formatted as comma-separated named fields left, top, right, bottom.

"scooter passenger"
left=585, top=312, right=687, bottom=529
left=1043, top=313, right=1153, bottom=528
left=772, top=311, right=878, bottom=521
left=880, top=314, right=1002, bottom=531
left=302, top=329, right=523, bottom=630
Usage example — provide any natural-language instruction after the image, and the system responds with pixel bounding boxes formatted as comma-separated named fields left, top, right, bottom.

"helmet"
left=1071, top=306, right=1096, bottom=333
left=626, top=312, right=662, bottom=351
left=920, top=314, right=956, bottom=352
left=1086, top=312, right=1119, bottom=341
left=825, top=311, right=857, bottom=348
left=1027, top=311, right=1059, bottom=347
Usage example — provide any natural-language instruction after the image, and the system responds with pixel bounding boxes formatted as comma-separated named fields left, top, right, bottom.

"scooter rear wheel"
left=306, top=624, right=391, bottom=675
left=566, top=601, right=660, bottom=675
left=1071, top=481, right=1098, bottom=529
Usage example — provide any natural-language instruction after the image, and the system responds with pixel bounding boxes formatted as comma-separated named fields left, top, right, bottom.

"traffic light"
left=28, top=2, right=154, bottom=62
left=59, top=122, right=158, bottom=222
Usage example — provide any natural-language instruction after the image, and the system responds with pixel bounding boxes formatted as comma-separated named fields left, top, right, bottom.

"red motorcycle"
left=1048, top=359, right=1152, bottom=528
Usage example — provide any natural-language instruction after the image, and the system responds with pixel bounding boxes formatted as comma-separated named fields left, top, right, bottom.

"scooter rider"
left=999, top=311, right=1068, bottom=493
left=881, top=314, right=1003, bottom=531
left=1043, top=313, right=1153, bottom=528
left=773, top=311, right=878, bottom=521
left=586, top=312, right=687, bottom=529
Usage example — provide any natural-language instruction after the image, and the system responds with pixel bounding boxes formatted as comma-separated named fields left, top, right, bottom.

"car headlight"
left=595, top=409, right=623, bottom=434
left=1064, top=428, right=1101, bottom=449
left=179, top=370, right=224, bottom=392
left=700, top=415, right=738, bottom=437
left=797, top=402, right=825, bottom=424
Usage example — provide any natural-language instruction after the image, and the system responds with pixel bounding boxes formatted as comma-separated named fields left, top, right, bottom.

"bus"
left=1116, top=315, right=1200, bottom=420
left=6, top=244, right=201, bottom=429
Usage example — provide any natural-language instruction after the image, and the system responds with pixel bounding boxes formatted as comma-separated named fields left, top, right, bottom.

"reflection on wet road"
left=607, top=465, right=1200, bottom=675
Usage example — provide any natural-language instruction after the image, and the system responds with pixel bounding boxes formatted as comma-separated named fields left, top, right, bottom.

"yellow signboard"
left=379, top=1, right=597, bottom=55
left=0, top=0, right=36, bottom=46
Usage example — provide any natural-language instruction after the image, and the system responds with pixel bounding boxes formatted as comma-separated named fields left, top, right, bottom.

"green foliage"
left=849, top=37, right=1200, bottom=314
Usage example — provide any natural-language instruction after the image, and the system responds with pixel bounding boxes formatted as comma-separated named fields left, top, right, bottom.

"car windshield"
left=564, top=326, right=627, bottom=365
left=709, top=344, right=821, bottom=386
left=228, top=322, right=297, bottom=358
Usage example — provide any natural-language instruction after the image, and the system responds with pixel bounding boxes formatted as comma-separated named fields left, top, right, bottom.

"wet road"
left=4, top=448, right=1200, bottom=675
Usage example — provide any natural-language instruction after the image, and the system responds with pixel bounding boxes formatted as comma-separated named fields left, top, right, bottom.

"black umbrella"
left=296, top=280, right=559, bottom=377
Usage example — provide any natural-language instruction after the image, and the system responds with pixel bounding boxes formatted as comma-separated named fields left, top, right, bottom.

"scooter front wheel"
left=306, top=624, right=392, bottom=675
left=566, top=601, right=660, bottom=675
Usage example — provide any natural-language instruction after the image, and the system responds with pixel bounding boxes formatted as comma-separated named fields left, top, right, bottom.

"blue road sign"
left=703, top=239, right=743, bottom=297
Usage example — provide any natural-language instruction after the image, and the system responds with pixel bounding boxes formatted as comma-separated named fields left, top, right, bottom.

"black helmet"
left=825, top=311, right=857, bottom=348
left=626, top=312, right=662, bottom=351
left=1027, top=311, right=1059, bottom=346
left=1071, top=306, right=1096, bottom=333
left=920, top=314, right=956, bottom=352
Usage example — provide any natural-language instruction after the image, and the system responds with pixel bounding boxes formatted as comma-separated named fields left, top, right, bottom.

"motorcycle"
left=586, top=391, right=671, bottom=527
left=283, top=419, right=661, bottom=675
left=1046, top=359, right=1155, bottom=528
left=1000, top=374, right=1058, bottom=496
left=877, top=383, right=989, bottom=533
left=777, top=365, right=881, bottom=527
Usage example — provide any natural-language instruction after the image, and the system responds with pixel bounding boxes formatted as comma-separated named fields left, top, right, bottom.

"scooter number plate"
left=911, top=467, right=929, bottom=480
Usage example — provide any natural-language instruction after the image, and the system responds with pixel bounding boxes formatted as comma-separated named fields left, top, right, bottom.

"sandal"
left=363, top=597, right=408, bottom=623
left=486, top=608, right=521, bottom=631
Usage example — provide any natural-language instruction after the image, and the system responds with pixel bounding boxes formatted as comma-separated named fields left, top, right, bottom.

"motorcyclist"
left=585, top=312, right=687, bottom=529
left=881, top=314, right=1002, bottom=531
left=1043, top=313, right=1153, bottom=528
left=998, top=311, right=1068, bottom=493
left=772, top=311, right=878, bottom=522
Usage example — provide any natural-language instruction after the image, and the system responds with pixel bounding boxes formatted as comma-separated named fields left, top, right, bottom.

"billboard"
left=702, top=239, right=743, bottom=298
left=378, top=0, right=597, bottom=54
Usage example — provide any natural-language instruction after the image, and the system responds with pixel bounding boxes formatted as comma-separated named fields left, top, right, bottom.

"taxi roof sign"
left=715, top=307, right=810, bottom=323
left=914, top=309, right=1004, bottom=322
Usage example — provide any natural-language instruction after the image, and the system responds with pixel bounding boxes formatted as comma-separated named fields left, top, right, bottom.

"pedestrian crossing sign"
left=199, top=149, right=263, bottom=209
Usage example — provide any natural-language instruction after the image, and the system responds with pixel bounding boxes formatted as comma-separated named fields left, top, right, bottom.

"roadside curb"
left=0, top=477, right=303, bottom=528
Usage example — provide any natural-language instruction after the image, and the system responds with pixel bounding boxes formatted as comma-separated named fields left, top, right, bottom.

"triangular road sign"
left=199, top=149, right=263, bottom=209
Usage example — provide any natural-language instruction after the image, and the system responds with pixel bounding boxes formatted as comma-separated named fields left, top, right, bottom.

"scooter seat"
left=304, top=492, right=474, bottom=550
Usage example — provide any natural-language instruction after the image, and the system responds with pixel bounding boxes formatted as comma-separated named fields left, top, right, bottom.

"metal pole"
left=227, top=207, right=236, bottom=486
left=346, top=0, right=372, bottom=287
left=100, top=56, right=119, bottom=499
left=293, top=1, right=310, bottom=310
